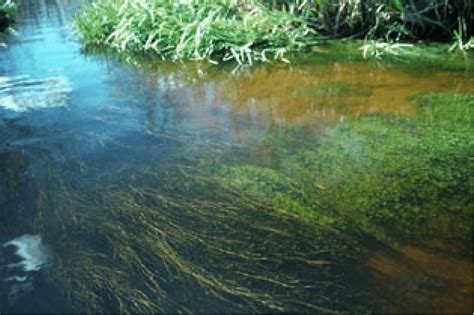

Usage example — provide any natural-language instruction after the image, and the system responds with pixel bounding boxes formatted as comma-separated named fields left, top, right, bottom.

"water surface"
left=0, top=0, right=472, bottom=312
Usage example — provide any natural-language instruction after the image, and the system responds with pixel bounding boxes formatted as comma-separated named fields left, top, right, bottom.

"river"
left=0, top=0, right=472, bottom=312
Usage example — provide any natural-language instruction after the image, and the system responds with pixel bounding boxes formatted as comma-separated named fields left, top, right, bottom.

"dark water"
left=0, top=0, right=472, bottom=313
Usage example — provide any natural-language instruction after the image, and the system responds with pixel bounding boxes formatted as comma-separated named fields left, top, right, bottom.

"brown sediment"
left=161, top=63, right=474, bottom=132
left=367, top=240, right=473, bottom=313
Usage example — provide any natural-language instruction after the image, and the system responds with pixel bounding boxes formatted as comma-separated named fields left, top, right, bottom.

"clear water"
left=0, top=0, right=472, bottom=312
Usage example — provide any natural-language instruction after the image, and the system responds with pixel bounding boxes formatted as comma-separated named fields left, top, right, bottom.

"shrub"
left=292, top=0, right=472, bottom=41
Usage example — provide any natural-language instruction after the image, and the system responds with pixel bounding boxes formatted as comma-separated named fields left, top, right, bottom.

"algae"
left=217, top=92, right=473, bottom=251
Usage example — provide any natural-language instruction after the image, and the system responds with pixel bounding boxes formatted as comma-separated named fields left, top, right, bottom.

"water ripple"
left=0, top=75, right=71, bottom=112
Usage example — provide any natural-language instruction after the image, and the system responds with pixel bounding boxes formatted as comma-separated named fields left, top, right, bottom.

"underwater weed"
left=48, top=162, right=361, bottom=313
left=217, top=92, right=473, bottom=249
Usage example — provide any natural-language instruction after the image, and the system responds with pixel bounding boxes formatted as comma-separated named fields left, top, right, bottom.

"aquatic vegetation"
left=0, top=120, right=367, bottom=312
left=1, top=75, right=471, bottom=314
left=301, top=82, right=371, bottom=97
left=1, top=0, right=472, bottom=311
left=75, top=0, right=472, bottom=64
left=1, top=135, right=361, bottom=312
left=1, top=88, right=470, bottom=312
left=75, top=0, right=318, bottom=65
left=47, top=165, right=363, bottom=313
left=218, top=92, right=473, bottom=251
left=218, top=164, right=337, bottom=226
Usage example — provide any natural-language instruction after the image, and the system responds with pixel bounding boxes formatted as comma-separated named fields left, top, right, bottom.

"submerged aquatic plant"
left=75, top=0, right=318, bottom=65
left=1, top=69, right=471, bottom=312
left=48, top=164, right=360, bottom=313
left=218, top=92, right=473, bottom=250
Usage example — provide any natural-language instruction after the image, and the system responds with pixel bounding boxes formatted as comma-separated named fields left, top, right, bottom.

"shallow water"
left=0, top=0, right=472, bottom=312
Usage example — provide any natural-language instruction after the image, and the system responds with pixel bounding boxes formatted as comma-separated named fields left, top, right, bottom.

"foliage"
left=75, top=0, right=473, bottom=63
left=0, top=0, right=15, bottom=32
left=450, top=19, right=474, bottom=52
left=360, top=41, right=413, bottom=59
left=75, top=0, right=318, bottom=65
left=298, top=0, right=472, bottom=42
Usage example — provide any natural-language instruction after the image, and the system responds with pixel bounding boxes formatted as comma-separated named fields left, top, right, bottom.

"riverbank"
left=75, top=0, right=473, bottom=65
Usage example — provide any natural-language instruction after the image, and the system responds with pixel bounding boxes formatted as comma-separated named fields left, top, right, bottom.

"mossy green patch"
left=218, top=92, right=473, bottom=252
left=300, top=82, right=372, bottom=98
left=218, top=164, right=336, bottom=226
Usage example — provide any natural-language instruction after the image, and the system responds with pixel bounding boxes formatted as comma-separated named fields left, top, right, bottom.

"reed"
left=272, top=0, right=472, bottom=42
left=75, top=0, right=318, bottom=65
left=76, top=0, right=472, bottom=63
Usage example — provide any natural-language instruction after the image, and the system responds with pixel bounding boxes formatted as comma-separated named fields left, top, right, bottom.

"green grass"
left=75, top=0, right=318, bottom=65
left=75, top=0, right=472, bottom=64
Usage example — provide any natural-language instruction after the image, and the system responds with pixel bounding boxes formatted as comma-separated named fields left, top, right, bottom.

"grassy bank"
left=75, top=0, right=473, bottom=64
left=76, top=0, right=317, bottom=65
left=292, top=0, right=472, bottom=42
left=0, top=0, right=15, bottom=32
